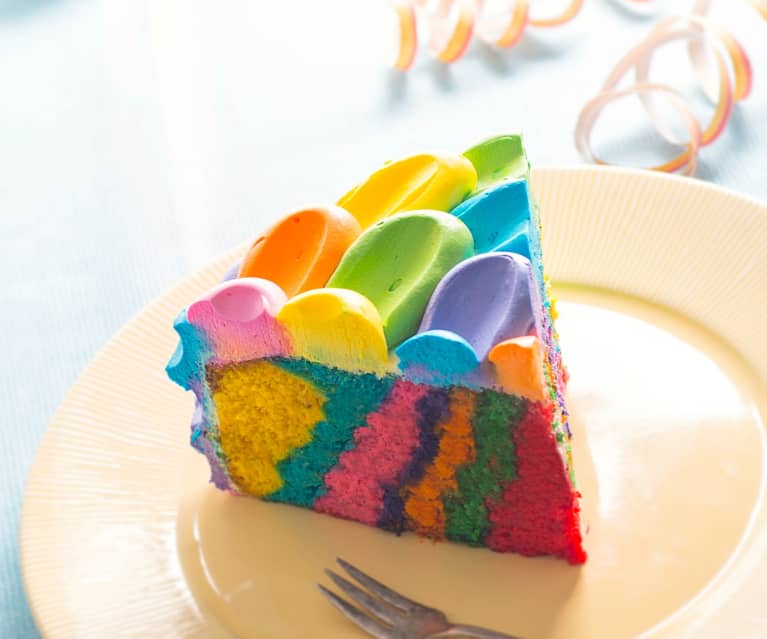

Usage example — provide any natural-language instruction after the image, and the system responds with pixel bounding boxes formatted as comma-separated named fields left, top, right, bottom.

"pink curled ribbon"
left=391, top=0, right=584, bottom=71
left=576, top=1, right=765, bottom=176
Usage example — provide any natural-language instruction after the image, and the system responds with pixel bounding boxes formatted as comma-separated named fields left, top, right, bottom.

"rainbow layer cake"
left=167, top=134, right=586, bottom=564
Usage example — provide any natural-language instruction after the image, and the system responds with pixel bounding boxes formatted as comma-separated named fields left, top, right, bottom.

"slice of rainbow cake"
left=167, top=135, right=586, bottom=564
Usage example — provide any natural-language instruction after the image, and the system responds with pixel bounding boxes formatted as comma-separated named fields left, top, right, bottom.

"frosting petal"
left=450, top=179, right=533, bottom=258
left=337, top=153, right=477, bottom=228
left=418, top=252, right=540, bottom=363
left=276, top=288, right=390, bottom=372
left=488, top=336, right=547, bottom=401
left=327, top=210, right=474, bottom=347
left=462, top=134, right=529, bottom=192
left=238, top=205, right=361, bottom=297
left=396, top=329, right=482, bottom=386
left=186, top=278, right=291, bottom=363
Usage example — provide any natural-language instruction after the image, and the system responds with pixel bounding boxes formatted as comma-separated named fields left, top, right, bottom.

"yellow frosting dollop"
left=337, top=152, right=477, bottom=229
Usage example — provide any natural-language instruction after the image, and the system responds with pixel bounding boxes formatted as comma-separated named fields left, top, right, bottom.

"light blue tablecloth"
left=2, top=0, right=765, bottom=636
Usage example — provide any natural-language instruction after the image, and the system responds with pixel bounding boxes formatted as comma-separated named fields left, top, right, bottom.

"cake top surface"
left=168, top=134, right=565, bottom=403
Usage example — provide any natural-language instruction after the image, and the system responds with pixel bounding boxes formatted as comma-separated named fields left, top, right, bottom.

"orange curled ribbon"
left=392, top=0, right=418, bottom=71
left=391, top=0, right=584, bottom=70
left=426, top=0, right=478, bottom=64
left=529, top=0, right=583, bottom=27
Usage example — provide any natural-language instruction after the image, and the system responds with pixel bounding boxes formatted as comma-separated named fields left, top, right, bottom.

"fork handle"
left=430, top=624, right=523, bottom=639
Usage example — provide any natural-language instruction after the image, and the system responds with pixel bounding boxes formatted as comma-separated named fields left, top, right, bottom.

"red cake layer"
left=486, top=403, right=585, bottom=564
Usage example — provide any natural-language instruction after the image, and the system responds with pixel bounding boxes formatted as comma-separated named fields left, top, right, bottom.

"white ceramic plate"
left=21, top=167, right=767, bottom=639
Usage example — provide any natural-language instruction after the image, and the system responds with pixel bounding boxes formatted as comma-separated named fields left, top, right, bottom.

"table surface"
left=2, top=0, right=766, bottom=636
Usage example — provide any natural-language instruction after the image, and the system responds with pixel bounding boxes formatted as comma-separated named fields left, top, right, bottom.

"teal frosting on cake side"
left=166, top=309, right=210, bottom=391
left=266, top=358, right=396, bottom=506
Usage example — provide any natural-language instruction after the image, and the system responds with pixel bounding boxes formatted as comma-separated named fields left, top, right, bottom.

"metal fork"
left=318, top=558, right=522, bottom=639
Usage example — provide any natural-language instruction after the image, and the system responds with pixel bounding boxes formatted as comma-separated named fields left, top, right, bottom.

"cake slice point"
left=462, top=134, right=529, bottom=192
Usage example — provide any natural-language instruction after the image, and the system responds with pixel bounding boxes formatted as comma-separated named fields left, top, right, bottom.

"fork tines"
left=318, top=557, right=523, bottom=639
left=318, top=557, right=434, bottom=638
